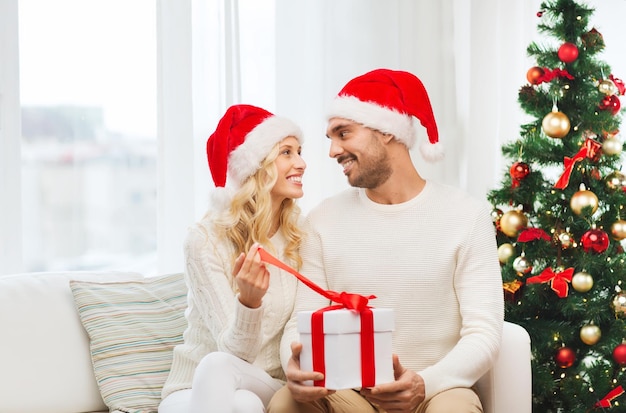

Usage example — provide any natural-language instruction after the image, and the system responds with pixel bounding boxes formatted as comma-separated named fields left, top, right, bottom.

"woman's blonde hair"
left=210, top=142, right=303, bottom=274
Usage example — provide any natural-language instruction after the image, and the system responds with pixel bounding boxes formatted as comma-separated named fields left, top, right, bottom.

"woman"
left=159, top=104, right=306, bottom=413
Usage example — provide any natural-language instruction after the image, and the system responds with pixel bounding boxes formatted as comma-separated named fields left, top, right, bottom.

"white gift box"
left=297, top=308, right=395, bottom=390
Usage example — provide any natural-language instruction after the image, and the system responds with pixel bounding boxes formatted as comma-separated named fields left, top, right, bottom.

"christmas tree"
left=487, top=1, right=626, bottom=412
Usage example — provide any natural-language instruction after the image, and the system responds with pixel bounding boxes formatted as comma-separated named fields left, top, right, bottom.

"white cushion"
left=0, top=271, right=143, bottom=413
left=70, top=273, right=187, bottom=413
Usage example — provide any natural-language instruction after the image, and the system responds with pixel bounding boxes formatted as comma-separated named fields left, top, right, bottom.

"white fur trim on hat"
left=227, top=115, right=303, bottom=187
left=327, top=95, right=416, bottom=148
left=209, top=186, right=235, bottom=211
left=419, top=141, right=445, bottom=162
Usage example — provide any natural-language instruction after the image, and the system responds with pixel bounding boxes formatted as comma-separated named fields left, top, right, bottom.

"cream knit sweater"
left=279, top=181, right=504, bottom=401
left=161, top=217, right=298, bottom=399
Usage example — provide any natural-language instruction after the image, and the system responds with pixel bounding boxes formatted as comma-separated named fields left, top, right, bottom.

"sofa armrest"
left=475, top=321, right=532, bottom=413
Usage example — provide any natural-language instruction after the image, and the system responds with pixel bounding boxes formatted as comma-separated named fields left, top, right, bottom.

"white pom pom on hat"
left=206, top=104, right=303, bottom=207
left=327, top=68, right=444, bottom=162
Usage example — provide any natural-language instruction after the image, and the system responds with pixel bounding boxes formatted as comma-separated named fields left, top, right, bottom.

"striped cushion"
left=70, top=273, right=188, bottom=413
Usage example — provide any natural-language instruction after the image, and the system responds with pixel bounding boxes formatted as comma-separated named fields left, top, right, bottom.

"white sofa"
left=0, top=270, right=532, bottom=413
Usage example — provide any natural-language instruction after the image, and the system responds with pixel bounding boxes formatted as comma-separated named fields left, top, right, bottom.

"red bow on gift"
left=257, top=247, right=377, bottom=387
left=526, top=267, right=574, bottom=298
left=594, top=385, right=624, bottom=408
left=554, top=138, right=602, bottom=189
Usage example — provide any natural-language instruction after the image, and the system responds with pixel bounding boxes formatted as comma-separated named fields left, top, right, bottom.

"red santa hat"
left=327, top=68, right=444, bottom=162
left=206, top=104, right=303, bottom=203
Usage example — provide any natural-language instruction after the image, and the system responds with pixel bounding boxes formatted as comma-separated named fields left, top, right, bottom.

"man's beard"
left=348, top=136, right=392, bottom=189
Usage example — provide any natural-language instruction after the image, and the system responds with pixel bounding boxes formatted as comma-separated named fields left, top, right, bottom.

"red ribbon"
left=526, top=267, right=574, bottom=298
left=594, top=385, right=625, bottom=408
left=257, top=247, right=377, bottom=387
left=554, top=139, right=602, bottom=189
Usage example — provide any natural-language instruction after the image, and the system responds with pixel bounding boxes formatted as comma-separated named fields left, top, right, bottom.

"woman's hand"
left=233, top=243, right=270, bottom=308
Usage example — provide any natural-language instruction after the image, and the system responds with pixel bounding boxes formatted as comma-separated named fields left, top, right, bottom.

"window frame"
left=0, top=0, right=23, bottom=274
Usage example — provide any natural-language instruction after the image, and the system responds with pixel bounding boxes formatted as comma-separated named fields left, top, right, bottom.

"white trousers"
left=159, top=352, right=284, bottom=413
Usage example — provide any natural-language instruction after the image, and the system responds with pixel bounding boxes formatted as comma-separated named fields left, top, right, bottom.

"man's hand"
left=285, top=342, right=336, bottom=403
left=360, top=354, right=425, bottom=413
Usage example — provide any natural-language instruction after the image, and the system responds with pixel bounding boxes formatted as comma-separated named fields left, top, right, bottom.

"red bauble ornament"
left=613, top=343, right=626, bottom=366
left=599, top=95, right=621, bottom=115
left=610, top=95, right=621, bottom=115
left=558, top=42, right=579, bottom=63
left=510, top=161, right=530, bottom=180
left=526, top=66, right=545, bottom=85
left=555, top=346, right=576, bottom=368
left=581, top=229, right=610, bottom=254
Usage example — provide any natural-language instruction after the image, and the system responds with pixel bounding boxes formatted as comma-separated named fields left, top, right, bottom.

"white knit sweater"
left=161, top=217, right=298, bottom=399
left=279, top=180, right=504, bottom=401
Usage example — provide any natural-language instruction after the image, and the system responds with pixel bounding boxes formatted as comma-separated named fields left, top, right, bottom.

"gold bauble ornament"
left=570, top=187, right=599, bottom=216
left=497, top=243, right=515, bottom=264
left=513, top=255, right=533, bottom=275
left=598, top=79, right=618, bottom=95
left=572, top=271, right=594, bottom=293
left=580, top=324, right=601, bottom=345
left=611, top=219, right=626, bottom=241
left=602, top=137, right=623, bottom=156
left=605, top=171, right=626, bottom=192
left=611, top=292, right=626, bottom=318
left=499, top=210, right=528, bottom=238
left=542, top=110, right=571, bottom=138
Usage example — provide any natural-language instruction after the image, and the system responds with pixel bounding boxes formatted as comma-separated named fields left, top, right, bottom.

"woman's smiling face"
left=270, top=136, right=306, bottom=204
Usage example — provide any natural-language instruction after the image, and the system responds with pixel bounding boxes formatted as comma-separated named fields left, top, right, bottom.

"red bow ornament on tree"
left=537, top=67, right=575, bottom=84
left=554, top=138, right=602, bottom=189
left=526, top=267, right=574, bottom=298
left=517, top=228, right=551, bottom=242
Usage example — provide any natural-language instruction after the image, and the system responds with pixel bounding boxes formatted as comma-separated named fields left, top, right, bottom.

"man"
left=268, top=68, right=503, bottom=413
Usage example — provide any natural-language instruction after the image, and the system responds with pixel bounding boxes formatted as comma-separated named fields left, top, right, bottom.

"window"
left=18, top=0, right=157, bottom=273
